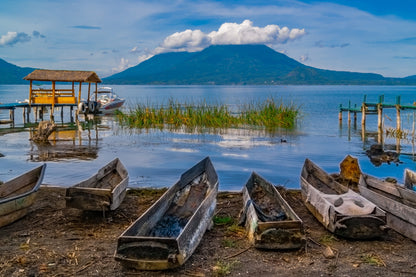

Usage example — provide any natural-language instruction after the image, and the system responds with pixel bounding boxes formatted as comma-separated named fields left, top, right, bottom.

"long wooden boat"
left=359, top=173, right=416, bottom=241
left=0, top=164, right=46, bottom=227
left=114, top=157, right=218, bottom=270
left=240, top=172, right=305, bottom=250
left=403, top=169, right=416, bottom=204
left=65, top=158, right=129, bottom=211
left=300, top=158, right=387, bottom=239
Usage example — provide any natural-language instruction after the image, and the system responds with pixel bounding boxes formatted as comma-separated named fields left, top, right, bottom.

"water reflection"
left=27, top=119, right=100, bottom=162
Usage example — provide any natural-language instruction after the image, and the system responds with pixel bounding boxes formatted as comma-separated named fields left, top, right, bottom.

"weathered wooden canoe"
left=359, top=173, right=416, bottom=241
left=114, top=157, right=218, bottom=270
left=240, top=172, right=305, bottom=250
left=403, top=169, right=416, bottom=204
left=0, top=164, right=46, bottom=228
left=300, top=158, right=387, bottom=239
left=65, top=158, right=129, bottom=211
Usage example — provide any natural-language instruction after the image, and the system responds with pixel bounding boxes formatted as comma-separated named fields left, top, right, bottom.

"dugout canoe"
left=0, top=164, right=46, bottom=227
left=239, top=172, right=305, bottom=250
left=65, top=158, right=129, bottom=211
left=359, top=173, right=416, bottom=241
left=300, top=158, right=387, bottom=239
left=114, top=157, right=218, bottom=270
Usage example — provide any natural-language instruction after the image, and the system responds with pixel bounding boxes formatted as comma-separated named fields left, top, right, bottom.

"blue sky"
left=0, top=0, right=415, bottom=78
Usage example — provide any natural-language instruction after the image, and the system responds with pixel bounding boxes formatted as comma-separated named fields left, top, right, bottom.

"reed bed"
left=116, top=98, right=299, bottom=131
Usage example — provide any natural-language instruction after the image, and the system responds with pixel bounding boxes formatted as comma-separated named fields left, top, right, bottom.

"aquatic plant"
left=116, top=97, right=299, bottom=132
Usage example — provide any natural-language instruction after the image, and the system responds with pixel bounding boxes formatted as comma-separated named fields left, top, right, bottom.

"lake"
left=1, top=85, right=416, bottom=191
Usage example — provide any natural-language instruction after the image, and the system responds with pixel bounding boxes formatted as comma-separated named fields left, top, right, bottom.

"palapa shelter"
left=24, top=69, right=102, bottom=108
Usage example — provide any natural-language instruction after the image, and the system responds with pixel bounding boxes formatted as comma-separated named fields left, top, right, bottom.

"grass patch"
left=213, top=260, right=239, bottom=277
left=225, top=224, right=246, bottom=238
left=116, top=97, right=299, bottom=132
left=360, top=253, right=386, bottom=267
left=319, top=234, right=338, bottom=245
left=221, top=239, right=237, bottom=248
left=213, top=215, right=234, bottom=226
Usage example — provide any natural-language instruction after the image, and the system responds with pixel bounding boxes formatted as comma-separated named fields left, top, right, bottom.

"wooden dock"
left=0, top=102, right=77, bottom=126
left=0, top=69, right=102, bottom=126
left=339, top=95, right=416, bottom=130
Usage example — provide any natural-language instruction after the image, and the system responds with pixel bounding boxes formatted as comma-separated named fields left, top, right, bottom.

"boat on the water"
left=96, top=86, right=125, bottom=114
left=114, top=157, right=218, bottom=270
left=359, top=172, right=416, bottom=241
left=65, top=158, right=129, bottom=211
left=300, top=158, right=387, bottom=239
left=0, top=164, right=46, bottom=228
left=239, top=172, right=305, bottom=250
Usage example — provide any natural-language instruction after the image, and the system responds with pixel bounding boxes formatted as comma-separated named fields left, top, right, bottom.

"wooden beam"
left=78, top=82, right=82, bottom=105
left=29, top=80, right=33, bottom=105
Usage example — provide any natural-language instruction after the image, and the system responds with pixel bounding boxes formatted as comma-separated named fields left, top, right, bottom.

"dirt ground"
left=0, top=186, right=415, bottom=277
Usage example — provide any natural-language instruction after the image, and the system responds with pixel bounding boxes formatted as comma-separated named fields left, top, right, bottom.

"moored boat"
left=0, top=164, right=46, bottom=227
left=96, top=86, right=125, bottom=114
left=65, top=158, right=129, bottom=211
left=359, top=173, right=416, bottom=241
left=239, top=172, right=305, bottom=250
left=300, top=158, right=387, bottom=239
left=114, top=157, right=218, bottom=270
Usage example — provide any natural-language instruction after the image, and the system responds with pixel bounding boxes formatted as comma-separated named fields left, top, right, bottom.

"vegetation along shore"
left=116, top=97, right=299, bottom=131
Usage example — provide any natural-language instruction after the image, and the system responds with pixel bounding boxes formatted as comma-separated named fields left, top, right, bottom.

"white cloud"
left=156, top=20, right=305, bottom=54
left=300, top=54, right=309, bottom=62
left=112, top=58, right=130, bottom=73
left=209, top=20, right=305, bottom=45
left=0, top=31, right=31, bottom=47
left=129, top=20, right=306, bottom=66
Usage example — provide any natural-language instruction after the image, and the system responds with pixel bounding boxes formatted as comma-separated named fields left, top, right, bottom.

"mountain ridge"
left=1, top=44, right=415, bottom=85
left=104, top=44, right=415, bottom=85
left=0, top=59, right=36, bottom=84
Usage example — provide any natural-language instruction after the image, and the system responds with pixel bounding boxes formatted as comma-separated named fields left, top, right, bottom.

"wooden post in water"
left=9, top=109, right=14, bottom=125
left=377, top=95, right=383, bottom=144
left=377, top=95, right=383, bottom=130
left=353, top=104, right=357, bottom=125
left=396, top=96, right=401, bottom=131
left=339, top=104, right=342, bottom=122
left=347, top=101, right=351, bottom=123
left=361, top=95, right=367, bottom=127
left=70, top=106, right=74, bottom=122
left=26, top=106, right=30, bottom=123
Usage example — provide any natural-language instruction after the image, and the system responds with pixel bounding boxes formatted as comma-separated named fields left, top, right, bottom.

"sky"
left=0, top=0, right=415, bottom=78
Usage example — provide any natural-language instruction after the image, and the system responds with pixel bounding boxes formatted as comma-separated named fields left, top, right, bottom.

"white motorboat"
left=96, top=87, right=125, bottom=114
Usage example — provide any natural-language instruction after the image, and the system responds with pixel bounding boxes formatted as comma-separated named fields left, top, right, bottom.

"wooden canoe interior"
left=148, top=173, right=209, bottom=238
left=0, top=168, right=41, bottom=200
left=248, top=174, right=287, bottom=220
left=115, top=157, right=219, bottom=270
left=362, top=175, right=416, bottom=209
left=73, top=159, right=125, bottom=190
left=302, top=159, right=348, bottom=195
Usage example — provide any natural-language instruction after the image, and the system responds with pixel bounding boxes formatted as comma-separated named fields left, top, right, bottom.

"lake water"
left=1, top=85, right=416, bottom=191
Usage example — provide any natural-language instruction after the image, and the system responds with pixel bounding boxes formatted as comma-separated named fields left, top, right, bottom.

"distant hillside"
left=0, top=59, right=36, bottom=84
left=405, top=75, right=416, bottom=80
left=104, top=44, right=416, bottom=85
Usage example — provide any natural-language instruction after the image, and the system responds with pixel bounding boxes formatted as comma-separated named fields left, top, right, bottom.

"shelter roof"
left=24, top=69, right=102, bottom=83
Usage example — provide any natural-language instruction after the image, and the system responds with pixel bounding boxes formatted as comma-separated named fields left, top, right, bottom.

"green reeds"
left=116, top=98, right=299, bottom=131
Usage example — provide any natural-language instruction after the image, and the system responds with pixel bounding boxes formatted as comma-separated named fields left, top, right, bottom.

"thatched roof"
left=24, top=69, right=102, bottom=83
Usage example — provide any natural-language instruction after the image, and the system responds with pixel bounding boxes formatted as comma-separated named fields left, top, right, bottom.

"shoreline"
left=0, top=186, right=414, bottom=276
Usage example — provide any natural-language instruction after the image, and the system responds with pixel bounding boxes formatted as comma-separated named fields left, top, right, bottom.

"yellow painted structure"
left=24, top=69, right=102, bottom=108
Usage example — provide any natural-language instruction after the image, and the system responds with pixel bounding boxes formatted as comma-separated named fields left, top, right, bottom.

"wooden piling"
left=396, top=96, right=401, bottom=131
left=339, top=104, right=342, bottom=122
left=377, top=103, right=383, bottom=130
left=361, top=103, right=366, bottom=126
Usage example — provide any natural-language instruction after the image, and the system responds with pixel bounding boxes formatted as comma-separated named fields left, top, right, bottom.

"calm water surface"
left=1, top=85, right=416, bottom=191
